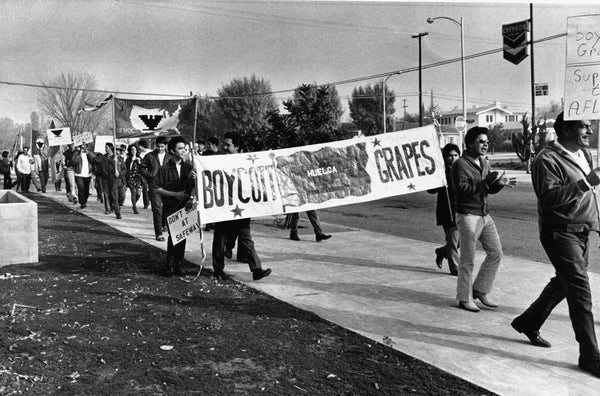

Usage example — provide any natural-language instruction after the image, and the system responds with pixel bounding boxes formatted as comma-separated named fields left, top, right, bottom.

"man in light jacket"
left=511, top=112, right=600, bottom=378
left=16, top=146, right=32, bottom=193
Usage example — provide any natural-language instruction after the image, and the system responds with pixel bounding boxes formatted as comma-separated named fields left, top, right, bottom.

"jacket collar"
left=545, top=141, right=592, bottom=171
left=462, top=153, right=487, bottom=172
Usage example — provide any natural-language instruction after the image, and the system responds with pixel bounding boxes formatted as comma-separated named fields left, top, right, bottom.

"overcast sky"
left=0, top=0, right=597, bottom=124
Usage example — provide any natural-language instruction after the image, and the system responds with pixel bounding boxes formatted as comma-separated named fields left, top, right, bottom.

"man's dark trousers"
left=166, top=235, right=186, bottom=264
left=75, top=176, right=91, bottom=206
left=213, top=219, right=261, bottom=273
left=21, top=173, right=31, bottom=192
left=148, top=186, right=164, bottom=237
left=513, top=227, right=600, bottom=365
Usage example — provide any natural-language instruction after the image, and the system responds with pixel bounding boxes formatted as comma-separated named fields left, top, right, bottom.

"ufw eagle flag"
left=113, top=97, right=196, bottom=139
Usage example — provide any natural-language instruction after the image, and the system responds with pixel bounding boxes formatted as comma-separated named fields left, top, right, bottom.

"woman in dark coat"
left=125, top=144, right=143, bottom=214
left=428, top=143, right=460, bottom=275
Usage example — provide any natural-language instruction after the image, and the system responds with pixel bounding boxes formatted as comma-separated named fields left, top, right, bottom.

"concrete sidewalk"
left=44, top=188, right=599, bottom=395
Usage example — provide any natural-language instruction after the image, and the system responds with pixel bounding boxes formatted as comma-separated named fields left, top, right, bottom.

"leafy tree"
left=0, top=117, right=21, bottom=153
left=37, top=71, right=110, bottom=135
left=348, top=81, right=395, bottom=135
left=194, top=95, right=218, bottom=140
left=487, top=123, right=508, bottom=155
left=267, top=83, right=344, bottom=149
left=216, top=74, right=276, bottom=150
left=536, top=100, right=562, bottom=122
left=511, top=113, right=549, bottom=173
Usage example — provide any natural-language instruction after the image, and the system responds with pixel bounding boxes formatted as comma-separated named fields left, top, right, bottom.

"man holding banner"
left=211, top=132, right=272, bottom=282
left=154, top=136, right=196, bottom=277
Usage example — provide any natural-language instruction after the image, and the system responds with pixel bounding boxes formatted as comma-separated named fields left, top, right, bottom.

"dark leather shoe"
left=473, top=291, right=498, bottom=308
left=458, top=301, right=480, bottom=312
left=224, top=249, right=232, bottom=259
left=316, top=234, right=331, bottom=242
left=213, top=271, right=232, bottom=281
left=434, top=247, right=444, bottom=269
left=156, top=235, right=165, bottom=242
left=579, top=361, right=600, bottom=378
left=290, top=232, right=300, bottom=241
left=511, top=319, right=551, bottom=348
left=252, top=268, right=272, bottom=281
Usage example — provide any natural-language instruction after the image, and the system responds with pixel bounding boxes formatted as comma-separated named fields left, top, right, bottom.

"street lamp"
left=411, top=32, right=428, bottom=127
left=382, top=72, right=400, bottom=134
left=427, top=16, right=466, bottom=149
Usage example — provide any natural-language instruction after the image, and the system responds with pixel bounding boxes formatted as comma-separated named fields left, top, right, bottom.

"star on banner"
left=407, top=183, right=416, bottom=191
left=247, top=154, right=258, bottom=164
left=231, top=205, right=244, bottom=217
left=372, top=138, right=382, bottom=147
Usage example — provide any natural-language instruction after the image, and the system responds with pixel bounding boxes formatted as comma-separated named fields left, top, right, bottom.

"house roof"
left=474, top=104, right=513, bottom=116
left=438, top=102, right=522, bottom=117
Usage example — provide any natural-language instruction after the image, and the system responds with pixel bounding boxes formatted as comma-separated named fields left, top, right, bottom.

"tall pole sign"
left=502, top=19, right=530, bottom=65
left=564, top=14, right=600, bottom=121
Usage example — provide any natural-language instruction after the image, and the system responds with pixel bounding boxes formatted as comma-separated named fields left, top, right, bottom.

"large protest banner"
left=113, top=97, right=197, bottom=138
left=195, top=125, right=445, bottom=224
left=564, top=14, right=600, bottom=120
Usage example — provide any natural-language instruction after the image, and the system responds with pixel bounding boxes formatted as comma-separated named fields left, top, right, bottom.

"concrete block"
left=0, top=190, right=38, bottom=265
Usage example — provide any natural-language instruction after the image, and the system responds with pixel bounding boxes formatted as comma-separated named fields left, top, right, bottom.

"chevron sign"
left=502, top=20, right=530, bottom=65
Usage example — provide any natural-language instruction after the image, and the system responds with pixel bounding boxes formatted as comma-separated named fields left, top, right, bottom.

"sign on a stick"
left=564, top=15, right=600, bottom=120
left=47, top=127, right=72, bottom=147
left=454, top=116, right=467, bottom=133
left=72, top=132, right=94, bottom=146
left=166, top=204, right=202, bottom=246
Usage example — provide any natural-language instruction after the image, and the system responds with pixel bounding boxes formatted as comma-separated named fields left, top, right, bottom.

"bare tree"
left=37, top=71, right=109, bottom=134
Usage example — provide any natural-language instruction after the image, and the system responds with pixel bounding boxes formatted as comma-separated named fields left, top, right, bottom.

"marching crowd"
left=2, top=112, right=600, bottom=378
left=0, top=133, right=289, bottom=282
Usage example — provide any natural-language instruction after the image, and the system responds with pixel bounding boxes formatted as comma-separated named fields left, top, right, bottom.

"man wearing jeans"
left=511, top=113, right=600, bottom=378
left=452, top=127, right=515, bottom=312
left=141, top=137, right=171, bottom=241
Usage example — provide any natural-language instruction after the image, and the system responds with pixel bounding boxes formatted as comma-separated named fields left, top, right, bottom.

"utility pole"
left=529, top=3, right=536, bottom=136
left=402, top=99, right=408, bottom=120
left=412, top=32, right=428, bottom=127
left=529, top=3, right=536, bottom=173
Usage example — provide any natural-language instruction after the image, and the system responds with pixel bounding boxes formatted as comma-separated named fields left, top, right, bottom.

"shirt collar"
left=554, top=140, right=584, bottom=158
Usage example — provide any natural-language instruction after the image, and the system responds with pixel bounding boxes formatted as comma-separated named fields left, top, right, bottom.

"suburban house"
left=434, top=101, right=527, bottom=146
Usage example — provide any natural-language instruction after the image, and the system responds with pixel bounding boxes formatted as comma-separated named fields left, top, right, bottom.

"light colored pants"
left=456, top=213, right=502, bottom=302
left=66, top=168, right=77, bottom=201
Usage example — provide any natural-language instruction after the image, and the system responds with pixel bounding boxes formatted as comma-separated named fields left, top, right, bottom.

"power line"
left=118, top=0, right=416, bottom=36
left=0, top=33, right=567, bottom=102
left=0, top=81, right=190, bottom=98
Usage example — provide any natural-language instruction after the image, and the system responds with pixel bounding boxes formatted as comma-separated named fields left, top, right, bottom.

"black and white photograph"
left=0, top=1, right=599, bottom=394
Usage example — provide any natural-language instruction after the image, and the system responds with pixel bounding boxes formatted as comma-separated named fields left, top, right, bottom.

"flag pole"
left=188, top=94, right=205, bottom=281
left=111, top=95, right=118, bottom=178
